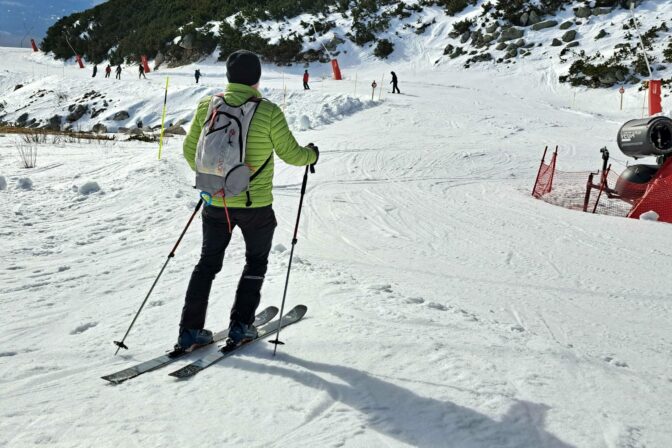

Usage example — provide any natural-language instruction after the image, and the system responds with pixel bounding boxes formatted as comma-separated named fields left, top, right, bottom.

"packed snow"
left=2, top=2, right=672, bottom=447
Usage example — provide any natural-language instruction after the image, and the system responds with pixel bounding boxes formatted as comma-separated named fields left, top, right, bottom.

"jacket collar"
left=226, top=83, right=262, bottom=98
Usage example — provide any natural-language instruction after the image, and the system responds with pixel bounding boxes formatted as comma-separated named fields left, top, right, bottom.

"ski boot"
left=221, top=321, right=258, bottom=352
left=173, top=328, right=214, bottom=354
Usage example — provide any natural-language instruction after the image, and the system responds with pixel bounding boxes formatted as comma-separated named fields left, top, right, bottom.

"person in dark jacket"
left=195, top=69, right=201, bottom=84
left=303, top=69, right=310, bottom=90
left=390, top=71, right=400, bottom=94
left=139, top=64, right=147, bottom=79
left=115, top=65, right=122, bottom=80
left=105, top=64, right=111, bottom=78
left=92, top=64, right=98, bottom=77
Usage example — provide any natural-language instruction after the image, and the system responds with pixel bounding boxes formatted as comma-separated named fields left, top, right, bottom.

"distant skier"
left=104, top=64, right=111, bottom=78
left=92, top=64, right=98, bottom=78
left=195, top=69, right=201, bottom=84
left=115, top=65, right=122, bottom=80
left=303, top=69, right=310, bottom=90
left=139, top=64, right=147, bottom=79
left=176, top=49, right=318, bottom=352
left=390, top=71, right=400, bottom=94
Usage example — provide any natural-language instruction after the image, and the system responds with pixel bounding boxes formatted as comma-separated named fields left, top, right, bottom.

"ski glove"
left=307, top=143, right=319, bottom=166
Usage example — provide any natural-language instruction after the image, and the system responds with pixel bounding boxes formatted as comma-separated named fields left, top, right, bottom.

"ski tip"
left=101, top=375, right=123, bottom=385
left=291, top=304, right=308, bottom=318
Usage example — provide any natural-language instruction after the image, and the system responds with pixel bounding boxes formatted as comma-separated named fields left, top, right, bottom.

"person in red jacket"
left=105, top=64, right=112, bottom=78
left=303, top=69, right=310, bottom=90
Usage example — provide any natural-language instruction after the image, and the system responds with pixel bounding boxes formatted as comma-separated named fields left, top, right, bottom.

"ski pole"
left=113, top=198, right=204, bottom=355
left=270, top=163, right=314, bottom=355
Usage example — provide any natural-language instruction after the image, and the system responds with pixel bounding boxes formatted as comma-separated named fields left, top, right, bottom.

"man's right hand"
left=307, top=143, right=319, bottom=165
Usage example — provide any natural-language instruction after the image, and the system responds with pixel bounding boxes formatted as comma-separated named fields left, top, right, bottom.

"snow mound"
left=78, top=181, right=101, bottom=195
left=261, top=89, right=377, bottom=132
left=272, top=243, right=288, bottom=253
left=640, top=210, right=659, bottom=221
left=16, top=177, right=32, bottom=190
left=0, top=175, right=6, bottom=190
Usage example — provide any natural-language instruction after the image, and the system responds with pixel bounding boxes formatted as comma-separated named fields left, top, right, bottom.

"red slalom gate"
left=331, top=59, right=342, bottom=80
left=649, top=80, right=662, bottom=116
left=75, top=55, right=85, bottom=68
left=30, top=39, right=38, bottom=52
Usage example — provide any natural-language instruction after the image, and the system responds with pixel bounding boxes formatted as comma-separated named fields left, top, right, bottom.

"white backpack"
left=195, top=95, right=268, bottom=205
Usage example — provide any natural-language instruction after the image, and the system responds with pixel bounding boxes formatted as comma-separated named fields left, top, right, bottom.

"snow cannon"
left=615, top=117, right=672, bottom=192
left=615, top=116, right=672, bottom=207
left=617, top=117, right=672, bottom=160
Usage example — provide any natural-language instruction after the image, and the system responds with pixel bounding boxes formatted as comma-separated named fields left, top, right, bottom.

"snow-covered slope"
left=1, top=17, right=672, bottom=448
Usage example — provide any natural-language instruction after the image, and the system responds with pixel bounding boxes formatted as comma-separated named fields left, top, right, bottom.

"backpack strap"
left=246, top=154, right=272, bottom=207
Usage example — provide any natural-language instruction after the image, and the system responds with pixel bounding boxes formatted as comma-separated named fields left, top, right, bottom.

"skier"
left=176, top=49, right=319, bottom=352
left=139, top=64, right=147, bottom=79
left=303, top=69, right=310, bottom=90
left=195, top=69, right=201, bottom=84
left=115, top=65, right=122, bottom=80
left=390, top=71, right=400, bottom=94
left=105, top=64, right=111, bottom=78
left=92, top=64, right=98, bottom=78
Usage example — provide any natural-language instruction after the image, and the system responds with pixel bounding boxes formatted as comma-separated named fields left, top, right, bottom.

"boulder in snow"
left=46, top=115, right=62, bottom=131
left=595, top=29, right=608, bottom=40
left=499, top=27, right=524, bottom=42
left=574, top=6, right=591, bottom=18
left=92, top=123, right=108, bottom=134
left=551, top=38, right=563, bottom=47
left=562, top=30, right=577, bottom=43
left=531, top=20, right=558, bottom=31
left=16, top=177, right=33, bottom=190
left=66, top=104, right=88, bottom=122
left=164, top=125, right=186, bottom=135
left=528, top=11, right=541, bottom=25
left=559, top=21, right=573, bottom=30
left=111, top=111, right=130, bottom=121
left=78, top=181, right=101, bottom=195
left=16, top=113, right=29, bottom=126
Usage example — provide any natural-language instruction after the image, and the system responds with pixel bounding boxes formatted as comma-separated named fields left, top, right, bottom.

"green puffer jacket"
left=183, top=83, right=317, bottom=208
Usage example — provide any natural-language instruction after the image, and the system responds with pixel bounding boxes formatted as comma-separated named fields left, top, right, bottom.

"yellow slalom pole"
left=158, top=77, right=170, bottom=160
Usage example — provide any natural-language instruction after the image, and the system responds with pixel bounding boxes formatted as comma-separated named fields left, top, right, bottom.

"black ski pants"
left=392, top=82, right=400, bottom=94
left=180, top=205, right=276, bottom=330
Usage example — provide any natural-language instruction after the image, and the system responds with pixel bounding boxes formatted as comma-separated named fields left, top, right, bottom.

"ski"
left=168, top=304, right=307, bottom=379
left=101, top=306, right=279, bottom=384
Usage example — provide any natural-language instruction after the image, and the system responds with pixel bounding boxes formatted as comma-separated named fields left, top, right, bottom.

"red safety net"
left=531, top=147, right=666, bottom=219
left=532, top=147, right=556, bottom=198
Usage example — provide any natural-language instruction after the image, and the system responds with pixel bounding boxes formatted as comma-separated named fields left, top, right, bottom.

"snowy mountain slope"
left=0, top=48, right=375, bottom=134
left=1, top=22, right=672, bottom=448
left=3, top=0, right=672, bottom=134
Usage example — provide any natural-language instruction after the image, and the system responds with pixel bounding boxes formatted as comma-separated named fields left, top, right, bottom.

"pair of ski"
left=101, top=305, right=306, bottom=384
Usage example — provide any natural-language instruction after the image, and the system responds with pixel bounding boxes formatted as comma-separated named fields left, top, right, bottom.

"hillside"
left=39, top=0, right=672, bottom=89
